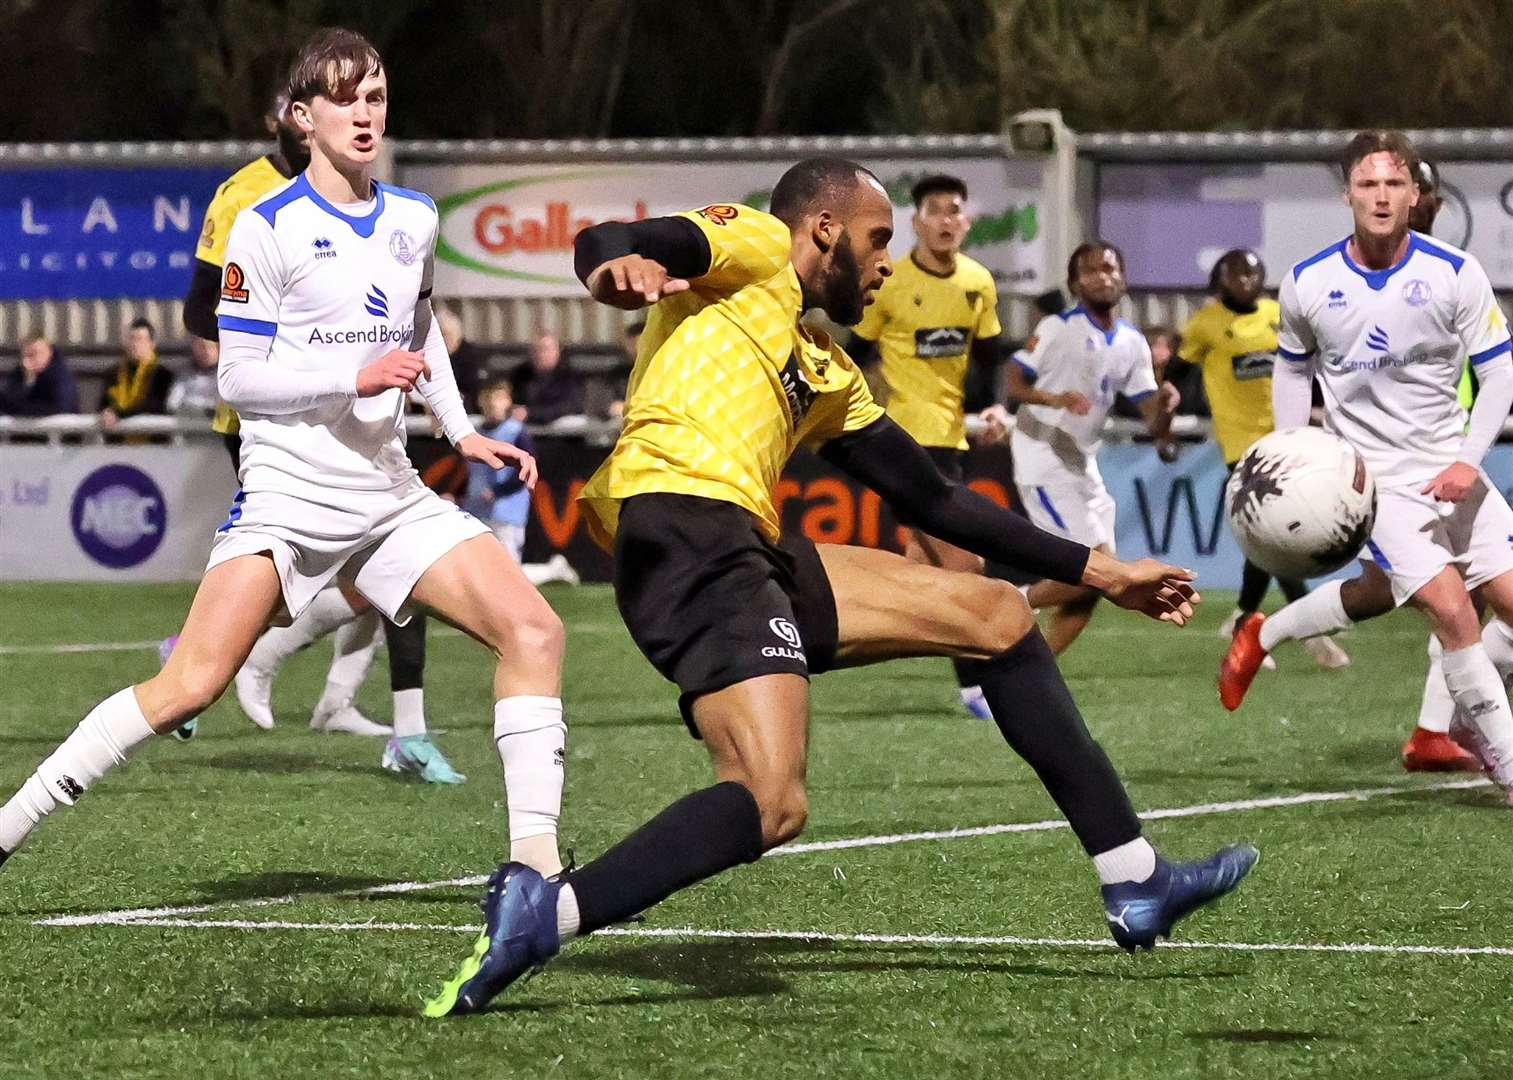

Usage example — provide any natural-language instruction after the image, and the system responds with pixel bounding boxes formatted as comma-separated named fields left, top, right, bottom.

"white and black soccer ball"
left=1224, top=428, right=1377, bottom=580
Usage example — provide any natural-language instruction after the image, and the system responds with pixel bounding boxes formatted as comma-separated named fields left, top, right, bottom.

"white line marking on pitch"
left=33, top=777, right=1489, bottom=928
left=771, top=777, right=1489, bottom=855
left=47, top=918, right=1513, bottom=959
left=0, top=640, right=163, bottom=656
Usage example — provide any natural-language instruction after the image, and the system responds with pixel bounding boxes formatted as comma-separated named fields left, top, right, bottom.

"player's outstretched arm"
left=574, top=217, right=711, bottom=309
left=819, top=418, right=1198, bottom=624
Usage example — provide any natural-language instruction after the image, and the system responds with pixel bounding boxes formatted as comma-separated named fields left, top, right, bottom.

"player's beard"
left=819, top=230, right=868, bottom=326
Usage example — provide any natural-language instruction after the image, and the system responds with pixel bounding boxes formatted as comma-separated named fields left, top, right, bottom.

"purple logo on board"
left=69, top=464, right=166, bottom=568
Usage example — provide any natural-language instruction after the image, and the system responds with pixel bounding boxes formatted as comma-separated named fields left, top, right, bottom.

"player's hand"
left=1158, top=382, right=1181, bottom=414
left=1055, top=390, right=1093, bottom=415
left=1086, top=552, right=1199, bottom=626
left=356, top=350, right=430, bottom=397
left=457, top=433, right=538, bottom=489
left=98, top=408, right=119, bottom=431
left=977, top=403, right=1012, bottom=443
left=1422, top=461, right=1479, bottom=503
left=587, top=255, right=691, bottom=309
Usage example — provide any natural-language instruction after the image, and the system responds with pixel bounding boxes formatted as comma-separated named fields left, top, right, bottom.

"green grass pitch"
left=1, top=581, right=1510, bottom=1079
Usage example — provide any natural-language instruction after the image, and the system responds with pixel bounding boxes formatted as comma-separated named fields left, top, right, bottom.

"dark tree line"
left=1, top=0, right=1509, bottom=141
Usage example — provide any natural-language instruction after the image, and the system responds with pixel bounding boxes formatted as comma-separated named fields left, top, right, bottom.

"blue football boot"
left=424, top=861, right=563, bottom=1017
left=1100, top=844, right=1258, bottom=951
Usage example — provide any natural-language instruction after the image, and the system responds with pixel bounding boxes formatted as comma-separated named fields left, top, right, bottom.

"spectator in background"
left=1, top=333, right=79, bottom=417
left=465, top=381, right=579, bottom=585
left=437, top=304, right=490, bottom=414
left=99, top=318, right=172, bottom=430
left=512, top=330, right=585, bottom=424
left=167, top=343, right=221, bottom=417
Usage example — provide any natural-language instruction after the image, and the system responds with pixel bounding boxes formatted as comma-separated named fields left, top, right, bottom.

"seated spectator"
left=605, top=319, right=642, bottom=420
left=0, top=333, right=79, bottom=417
left=437, top=304, right=490, bottom=414
left=167, top=338, right=221, bottom=417
left=512, top=330, right=584, bottom=424
left=100, top=318, right=173, bottom=430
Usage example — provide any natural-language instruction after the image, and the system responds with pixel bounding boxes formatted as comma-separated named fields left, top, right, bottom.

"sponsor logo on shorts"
left=220, top=261, right=249, bottom=303
left=762, top=617, right=806, bottom=661
left=70, top=464, right=166, bottom=569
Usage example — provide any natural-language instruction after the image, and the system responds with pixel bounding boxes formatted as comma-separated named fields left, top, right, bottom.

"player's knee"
left=488, top=600, right=565, bottom=666
left=960, top=578, right=1034, bottom=654
left=148, top=662, right=226, bottom=723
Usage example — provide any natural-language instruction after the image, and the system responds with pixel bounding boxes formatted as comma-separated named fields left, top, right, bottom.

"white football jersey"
left=1010, top=307, right=1158, bottom=483
left=216, top=173, right=438, bottom=497
left=1279, top=232, right=1511, bottom=487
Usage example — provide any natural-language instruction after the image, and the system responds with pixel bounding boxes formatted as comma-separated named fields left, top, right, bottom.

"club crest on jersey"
left=1327, top=289, right=1347, bottom=310
left=389, top=228, right=417, bottom=266
left=220, top=261, right=249, bottom=303
left=1401, top=279, right=1432, bottom=307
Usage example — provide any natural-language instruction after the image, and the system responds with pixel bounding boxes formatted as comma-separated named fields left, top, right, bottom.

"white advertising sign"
left=403, top=158, right=1049, bottom=298
left=0, top=445, right=235, bottom=581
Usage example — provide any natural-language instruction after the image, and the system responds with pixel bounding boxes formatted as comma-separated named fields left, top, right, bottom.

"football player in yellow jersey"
left=1175, top=249, right=1351, bottom=674
left=428, top=158, right=1256, bottom=1017
left=183, top=96, right=309, bottom=470
left=848, top=174, right=1009, bottom=718
left=168, top=96, right=399, bottom=743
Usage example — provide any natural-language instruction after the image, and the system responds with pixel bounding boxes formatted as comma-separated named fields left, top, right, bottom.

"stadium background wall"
left=13, top=437, right=1513, bottom=588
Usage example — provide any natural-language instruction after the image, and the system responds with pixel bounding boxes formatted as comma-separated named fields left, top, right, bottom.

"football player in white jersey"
left=1220, top=131, right=1513, bottom=802
left=993, top=242, right=1179, bottom=654
left=0, top=29, right=571, bottom=874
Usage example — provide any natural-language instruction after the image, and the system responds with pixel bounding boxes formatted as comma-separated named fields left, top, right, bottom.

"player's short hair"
left=1209, top=248, right=1265, bottom=291
left=480, top=379, right=514, bottom=398
left=1066, top=241, right=1124, bottom=285
left=910, top=174, right=967, bottom=208
left=19, top=330, right=49, bottom=348
left=1340, top=129, right=1419, bottom=184
left=127, top=316, right=155, bottom=339
left=769, top=158, right=883, bottom=227
left=286, top=27, right=384, bottom=105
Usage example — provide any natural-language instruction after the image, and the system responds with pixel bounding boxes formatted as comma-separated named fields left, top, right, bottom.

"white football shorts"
left=205, top=479, right=490, bottom=623
left=1017, top=474, right=1118, bottom=553
left=1361, top=472, right=1513, bottom=606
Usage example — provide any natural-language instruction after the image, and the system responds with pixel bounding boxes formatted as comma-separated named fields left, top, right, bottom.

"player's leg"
left=1014, top=479, right=1110, bottom=656
left=1403, top=632, right=1482, bottom=771
left=0, top=554, right=282, bottom=861
left=383, top=612, right=429, bottom=738
left=233, top=581, right=371, bottom=730
left=309, top=607, right=391, bottom=737
left=818, top=543, right=1256, bottom=946
left=406, top=534, right=567, bottom=863
left=1274, top=574, right=1354, bottom=670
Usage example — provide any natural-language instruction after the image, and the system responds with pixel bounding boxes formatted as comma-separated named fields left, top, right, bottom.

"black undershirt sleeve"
left=573, top=216, right=713, bottom=285
left=818, top=417, right=1091, bottom=585
left=969, top=334, right=1001, bottom=371
left=183, top=258, right=222, bottom=341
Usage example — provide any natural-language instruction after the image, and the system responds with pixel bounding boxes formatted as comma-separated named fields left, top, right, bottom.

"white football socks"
left=1258, top=579, right=1351, bottom=652
left=392, top=688, right=427, bottom=738
left=0, top=688, right=154, bottom=853
left=555, top=882, right=581, bottom=940
left=1442, top=642, right=1513, bottom=760
left=494, top=696, right=566, bottom=876
left=314, top=609, right=382, bottom=715
left=1092, top=836, right=1157, bottom=885
left=1417, top=635, right=1454, bottom=734
left=244, top=586, right=359, bottom=676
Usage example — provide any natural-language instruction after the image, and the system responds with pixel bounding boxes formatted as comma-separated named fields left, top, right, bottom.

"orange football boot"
left=1219, top=613, right=1268, bottom=711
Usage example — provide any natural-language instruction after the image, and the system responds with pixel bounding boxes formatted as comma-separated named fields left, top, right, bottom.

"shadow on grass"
left=188, top=870, right=397, bottom=904
left=192, top=750, right=371, bottom=776
left=1186, top=1028, right=1338, bottom=1044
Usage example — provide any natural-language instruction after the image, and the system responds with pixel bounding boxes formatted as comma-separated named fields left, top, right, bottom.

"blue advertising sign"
left=0, top=166, right=227, bottom=299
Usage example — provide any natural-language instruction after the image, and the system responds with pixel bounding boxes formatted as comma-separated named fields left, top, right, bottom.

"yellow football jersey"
left=1178, top=298, right=1281, bottom=464
left=194, top=155, right=289, bottom=436
left=851, top=252, right=1001, bottom=449
left=580, top=204, right=884, bottom=547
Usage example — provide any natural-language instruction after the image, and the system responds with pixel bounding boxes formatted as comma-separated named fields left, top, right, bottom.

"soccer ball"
left=1225, top=428, right=1377, bottom=580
